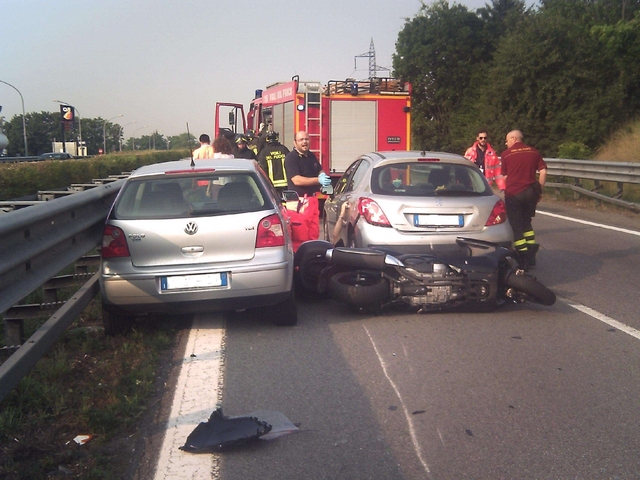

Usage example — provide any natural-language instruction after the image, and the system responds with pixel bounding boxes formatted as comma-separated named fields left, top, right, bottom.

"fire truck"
left=215, top=75, right=411, bottom=175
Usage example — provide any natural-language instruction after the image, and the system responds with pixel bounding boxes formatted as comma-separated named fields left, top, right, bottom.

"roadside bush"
left=557, top=142, right=591, bottom=159
left=0, top=150, right=189, bottom=200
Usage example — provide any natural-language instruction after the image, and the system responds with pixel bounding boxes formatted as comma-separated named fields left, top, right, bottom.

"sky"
left=1, top=0, right=532, bottom=141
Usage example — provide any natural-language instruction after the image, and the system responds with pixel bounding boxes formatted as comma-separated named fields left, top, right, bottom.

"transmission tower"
left=354, top=38, right=390, bottom=79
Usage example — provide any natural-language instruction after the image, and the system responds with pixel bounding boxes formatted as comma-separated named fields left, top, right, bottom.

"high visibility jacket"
left=258, top=143, right=290, bottom=188
left=464, top=142, right=506, bottom=190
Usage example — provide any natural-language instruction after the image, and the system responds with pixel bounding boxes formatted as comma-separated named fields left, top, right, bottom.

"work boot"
left=517, top=250, right=529, bottom=271
left=527, top=243, right=540, bottom=267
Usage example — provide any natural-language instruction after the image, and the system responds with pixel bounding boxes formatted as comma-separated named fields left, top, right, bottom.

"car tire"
left=504, top=271, right=556, bottom=306
left=272, top=287, right=298, bottom=326
left=102, top=308, right=133, bottom=336
left=328, top=271, right=390, bottom=308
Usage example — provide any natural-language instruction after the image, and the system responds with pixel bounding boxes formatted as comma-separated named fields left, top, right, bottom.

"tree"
left=393, top=0, right=485, bottom=151
left=167, top=132, right=196, bottom=150
left=475, top=3, right=629, bottom=154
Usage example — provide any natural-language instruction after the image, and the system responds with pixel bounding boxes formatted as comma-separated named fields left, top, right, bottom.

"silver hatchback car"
left=323, top=151, right=513, bottom=255
left=100, top=158, right=296, bottom=334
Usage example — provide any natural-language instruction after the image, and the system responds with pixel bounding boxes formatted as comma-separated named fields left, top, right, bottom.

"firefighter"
left=257, top=131, right=290, bottom=191
left=233, top=134, right=257, bottom=160
left=501, top=130, right=547, bottom=270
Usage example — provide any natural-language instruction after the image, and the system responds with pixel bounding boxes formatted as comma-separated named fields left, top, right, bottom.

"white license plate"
left=161, top=272, right=228, bottom=291
left=414, top=214, right=464, bottom=227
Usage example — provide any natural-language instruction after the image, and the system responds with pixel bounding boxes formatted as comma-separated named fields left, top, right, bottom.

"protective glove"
left=318, top=172, right=331, bottom=187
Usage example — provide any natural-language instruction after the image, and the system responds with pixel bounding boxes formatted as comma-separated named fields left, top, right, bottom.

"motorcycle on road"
left=295, top=237, right=556, bottom=312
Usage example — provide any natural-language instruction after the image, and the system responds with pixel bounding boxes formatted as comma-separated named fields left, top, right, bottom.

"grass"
left=0, top=296, right=181, bottom=479
left=547, top=119, right=640, bottom=206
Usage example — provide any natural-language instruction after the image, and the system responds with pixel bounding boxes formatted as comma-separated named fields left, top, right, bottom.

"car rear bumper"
left=357, top=223, right=513, bottom=256
left=101, top=262, right=292, bottom=314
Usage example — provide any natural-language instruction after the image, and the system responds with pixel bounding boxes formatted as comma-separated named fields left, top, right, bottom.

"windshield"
left=113, top=172, right=272, bottom=219
left=371, top=162, right=491, bottom=197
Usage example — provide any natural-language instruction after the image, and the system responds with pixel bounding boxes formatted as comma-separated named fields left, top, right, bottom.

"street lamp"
left=103, top=114, right=123, bottom=154
left=0, top=80, right=28, bottom=156
left=53, top=100, right=82, bottom=152
left=118, top=121, right=136, bottom=151
left=131, top=125, right=147, bottom=150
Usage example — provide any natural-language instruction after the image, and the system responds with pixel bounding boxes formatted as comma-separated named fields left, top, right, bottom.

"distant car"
left=100, top=158, right=297, bottom=334
left=38, top=152, right=73, bottom=160
left=323, top=151, right=513, bottom=256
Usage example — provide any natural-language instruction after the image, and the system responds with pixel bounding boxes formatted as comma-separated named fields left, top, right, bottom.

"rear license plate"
left=161, top=272, right=228, bottom=291
left=414, top=214, right=464, bottom=227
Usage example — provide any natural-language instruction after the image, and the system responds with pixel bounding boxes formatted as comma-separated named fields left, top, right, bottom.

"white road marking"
left=153, top=313, right=225, bottom=480
left=563, top=298, right=640, bottom=340
left=538, top=210, right=640, bottom=236
left=363, top=325, right=431, bottom=477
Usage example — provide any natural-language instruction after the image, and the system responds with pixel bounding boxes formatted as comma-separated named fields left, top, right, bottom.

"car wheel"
left=272, top=287, right=298, bottom=326
left=328, top=271, right=390, bottom=308
left=102, top=308, right=133, bottom=336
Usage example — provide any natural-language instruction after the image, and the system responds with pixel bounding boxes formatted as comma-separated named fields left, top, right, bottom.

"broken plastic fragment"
left=180, top=408, right=272, bottom=453
left=248, top=409, right=300, bottom=440
left=73, top=434, right=93, bottom=445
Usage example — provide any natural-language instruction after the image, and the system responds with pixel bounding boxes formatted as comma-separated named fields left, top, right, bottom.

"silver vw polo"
left=323, top=151, right=513, bottom=255
left=100, top=158, right=296, bottom=334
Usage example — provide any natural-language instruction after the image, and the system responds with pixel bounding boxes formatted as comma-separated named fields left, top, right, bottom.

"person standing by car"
left=284, top=131, right=330, bottom=196
left=501, top=130, right=547, bottom=270
left=233, top=135, right=257, bottom=160
left=257, top=131, right=290, bottom=191
left=464, top=129, right=505, bottom=190
left=193, top=134, right=214, bottom=159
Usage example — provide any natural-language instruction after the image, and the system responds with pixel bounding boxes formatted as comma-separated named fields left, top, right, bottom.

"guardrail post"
left=3, top=318, right=24, bottom=347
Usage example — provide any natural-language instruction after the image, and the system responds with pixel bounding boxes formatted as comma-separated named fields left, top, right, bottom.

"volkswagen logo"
left=184, top=222, right=198, bottom=235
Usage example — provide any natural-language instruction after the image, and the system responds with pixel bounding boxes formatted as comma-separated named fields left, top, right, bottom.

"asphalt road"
left=155, top=199, right=640, bottom=480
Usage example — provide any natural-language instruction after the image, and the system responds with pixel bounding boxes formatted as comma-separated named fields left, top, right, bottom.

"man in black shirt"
left=284, top=131, right=330, bottom=196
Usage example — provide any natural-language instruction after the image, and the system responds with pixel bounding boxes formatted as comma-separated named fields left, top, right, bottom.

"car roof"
left=359, top=150, right=473, bottom=167
left=128, top=158, right=260, bottom=178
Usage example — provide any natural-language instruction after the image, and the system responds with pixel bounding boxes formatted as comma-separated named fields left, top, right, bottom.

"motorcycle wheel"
left=294, top=240, right=333, bottom=298
left=505, top=271, right=556, bottom=306
left=328, top=271, right=390, bottom=308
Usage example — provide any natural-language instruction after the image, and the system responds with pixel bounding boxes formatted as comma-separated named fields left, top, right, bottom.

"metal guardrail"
left=543, top=158, right=640, bottom=212
left=0, top=180, right=123, bottom=403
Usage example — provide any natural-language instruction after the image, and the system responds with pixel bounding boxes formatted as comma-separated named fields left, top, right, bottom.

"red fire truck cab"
left=215, top=76, right=411, bottom=175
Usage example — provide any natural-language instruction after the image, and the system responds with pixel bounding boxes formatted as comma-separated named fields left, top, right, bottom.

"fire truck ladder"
left=304, top=82, right=322, bottom=160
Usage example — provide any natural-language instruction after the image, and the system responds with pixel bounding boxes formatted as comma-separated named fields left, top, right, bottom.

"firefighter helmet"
left=266, top=131, right=279, bottom=144
left=235, top=135, right=248, bottom=145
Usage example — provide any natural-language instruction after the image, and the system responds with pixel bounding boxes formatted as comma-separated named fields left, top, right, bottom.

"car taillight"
left=486, top=199, right=508, bottom=226
left=102, top=225, right=131, bottom=258
left=358, top=198, right=391, bottom=227
left=256, top=214, right=285, bottom=248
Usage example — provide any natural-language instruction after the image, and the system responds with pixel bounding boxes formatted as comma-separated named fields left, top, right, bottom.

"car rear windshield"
left=113, top=172, right=272, bottom=219
left=370, top=162, right=492, bottom=197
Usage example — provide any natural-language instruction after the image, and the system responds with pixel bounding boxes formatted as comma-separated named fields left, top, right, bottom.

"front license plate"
left=414, top=214, right=464, bottom=227
left=161, top=272, right=228, bottom=291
